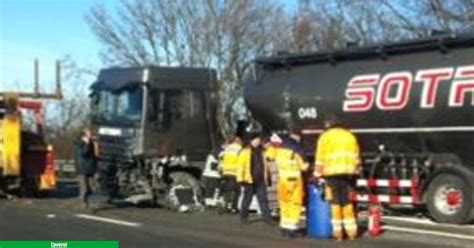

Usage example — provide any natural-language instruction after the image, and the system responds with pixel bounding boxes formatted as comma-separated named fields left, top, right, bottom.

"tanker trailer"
left=244, top=32, right=474, bottom=224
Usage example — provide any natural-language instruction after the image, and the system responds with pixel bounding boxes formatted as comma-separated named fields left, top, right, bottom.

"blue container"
left=307, top=183, right=332, bottom=239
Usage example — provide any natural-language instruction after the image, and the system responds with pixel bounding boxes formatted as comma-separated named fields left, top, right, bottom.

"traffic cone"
left=368, top=204, right=382, bottom=237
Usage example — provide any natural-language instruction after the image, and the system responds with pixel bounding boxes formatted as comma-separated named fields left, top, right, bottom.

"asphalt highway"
left=0, top=181, right=472, bottom=248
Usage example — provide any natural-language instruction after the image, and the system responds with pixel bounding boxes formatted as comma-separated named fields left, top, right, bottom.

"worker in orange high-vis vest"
left=268, top=132, right=309, bottom=238
left=314, top=117, right=361, bottom=241
left=219, top=136, right=243, bottom=213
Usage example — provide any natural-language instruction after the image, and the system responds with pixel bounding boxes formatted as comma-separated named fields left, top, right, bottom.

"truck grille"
left=98, top=135, right=134, bottom=162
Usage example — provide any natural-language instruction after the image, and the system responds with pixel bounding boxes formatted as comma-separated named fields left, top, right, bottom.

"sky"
left=0, top=0, right=295, bottom=92
left=0, top=0, right=117, bottom=92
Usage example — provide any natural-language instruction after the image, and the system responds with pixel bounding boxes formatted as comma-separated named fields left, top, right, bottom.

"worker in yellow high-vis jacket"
left=314, top=118, right=361, bottom=241
left=219, top=136, right=243, bottom=213
left=267, top=132, right=308, bottom=238
left=236, top=132, right=273, bottom=225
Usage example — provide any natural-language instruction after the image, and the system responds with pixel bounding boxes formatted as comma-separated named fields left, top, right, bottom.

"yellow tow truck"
left=0, top=60, right=62, bottom=196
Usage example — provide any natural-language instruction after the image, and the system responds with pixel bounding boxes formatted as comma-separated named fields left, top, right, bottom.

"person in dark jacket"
left=236, top=132, right=274, bottom=225
left=74, top=128, right=98, bottom=209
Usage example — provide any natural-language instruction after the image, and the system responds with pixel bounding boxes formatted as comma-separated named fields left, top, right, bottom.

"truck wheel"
left=425, top=174, right=473, bottom=224
left=167, top=172, right=203, bottom=209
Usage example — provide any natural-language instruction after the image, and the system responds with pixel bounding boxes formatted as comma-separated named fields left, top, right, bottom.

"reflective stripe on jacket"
left=315, top=127, right=360, bottom=176
left=220, top=142, right=242, bottom=176
left=269, top=139, right=308, bottom=181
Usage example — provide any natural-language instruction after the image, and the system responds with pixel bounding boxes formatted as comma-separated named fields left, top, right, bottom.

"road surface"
left=0, top=180, right=472, bottom=248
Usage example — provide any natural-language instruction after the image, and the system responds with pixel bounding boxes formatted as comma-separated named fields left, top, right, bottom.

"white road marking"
left=384, top=225, right=474, bottom=241
left=383, top=216, right=474, bottom=229
left=46, top=214, right=56, bottom=219
left=75, top=214, right=142, bottom=228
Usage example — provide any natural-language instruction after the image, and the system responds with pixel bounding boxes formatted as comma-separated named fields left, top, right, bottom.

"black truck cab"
left=90, top=66, right=218, bottom=205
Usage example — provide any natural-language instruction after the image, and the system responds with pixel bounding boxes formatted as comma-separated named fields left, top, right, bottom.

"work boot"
left=334, top=236, right=343, bottom=242
left=333, top=232, right=343, bottom=242
left=348, top=235, right=357, bottom=241
left=280, top=229, right=296, bottom=239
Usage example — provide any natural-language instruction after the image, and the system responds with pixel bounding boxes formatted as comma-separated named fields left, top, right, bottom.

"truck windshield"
left=92, top=87, right=143, bottom=125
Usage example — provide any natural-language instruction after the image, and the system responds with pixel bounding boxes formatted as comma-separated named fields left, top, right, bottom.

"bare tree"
left=45, top=56, right=95, bottom=159
left=86, top=0, right=474, bottom=138
left=86, top=0, right=287, bottom=138
left=291, top=0, right=474, bottom=53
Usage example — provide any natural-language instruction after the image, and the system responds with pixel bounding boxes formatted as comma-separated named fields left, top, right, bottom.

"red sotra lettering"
left=376, top=72, right=412, bottom=111
left=343, top=74, right=379, bottom=112
left=343, top=65, right=474, bottom=112
left=449, top=65, right=474, bottom=107
left=415, top=68, right=454, bottom=108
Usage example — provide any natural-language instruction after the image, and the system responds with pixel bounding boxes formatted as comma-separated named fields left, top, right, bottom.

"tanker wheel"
left=425, top=174, right=473, bottom=224
left=166, top=172, right=203, bottom=210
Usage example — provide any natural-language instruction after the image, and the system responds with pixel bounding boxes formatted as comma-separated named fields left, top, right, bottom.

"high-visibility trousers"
left=325, top=176, right=358, bottom=239
left=278, top=177, right=304, bottom=230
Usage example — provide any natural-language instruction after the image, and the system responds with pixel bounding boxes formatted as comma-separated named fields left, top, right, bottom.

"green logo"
left=0, top=241, right=118, bottom=248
